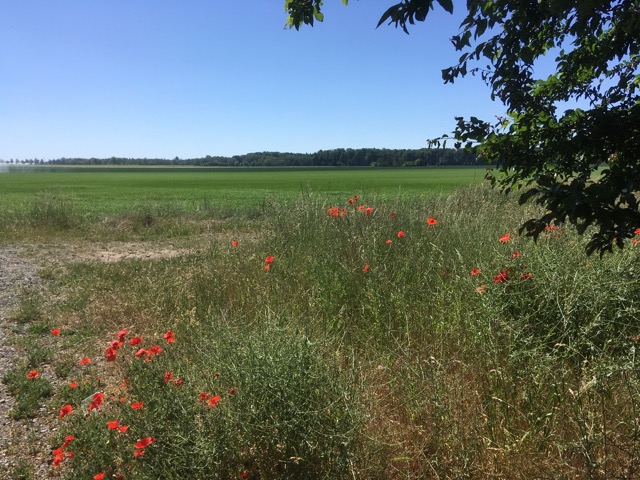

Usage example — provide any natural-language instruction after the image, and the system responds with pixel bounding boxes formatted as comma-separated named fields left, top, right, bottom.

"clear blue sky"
left=0, top=1, right=503, bottom=160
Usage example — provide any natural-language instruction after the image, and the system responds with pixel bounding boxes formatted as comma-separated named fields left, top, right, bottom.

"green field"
left=0, top=166, right=488, bottom=216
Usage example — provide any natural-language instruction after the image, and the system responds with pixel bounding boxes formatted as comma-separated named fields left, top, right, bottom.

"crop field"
left=1, top=166, right=639, bottom=479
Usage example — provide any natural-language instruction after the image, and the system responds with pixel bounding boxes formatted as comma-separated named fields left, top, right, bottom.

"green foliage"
left=2, top=366, right=53, bottom=419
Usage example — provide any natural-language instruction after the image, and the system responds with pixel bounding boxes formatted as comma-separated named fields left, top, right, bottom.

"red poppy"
left=385, top=239, right=392, bottom=245
left=164, top=331, right=176, bottom=343
left=348, top=198, right=355, bottom=205
left=469, top=268, right=481, bottom=276
left=164, top=371, right=173, bottom=383
left=62, top=435, right=75, bottom=447
left=511, top=251, right=522, bottom=258
left=148, top=345, right=163, bottom=355
left=107, top=420, right=120, bottom=430
left=134, top=348, right=147, bottom=358
left=397, top=230, right=405, bottom=238
left=520, top=272, right=533, bottom=280
left=265, top=256, right=275, bottom=264
left=199, top=392, right=211, bottom=402
left=358, top=205, right=365, bottom=212
left=365, top=207, right=374, bottom=216
left=129, top=336, right=142, bottom=346
left=134, top=437, right=156, bottom=449
left=51, top=329, right=61, bottom=336
left=94, top=473, right=105, bottom=480
left=134, top=449, right=146, bottom=458
left=80, top=357, right=91, bottom=365
left=26, top=370, right=40, bottom=379
left=231, top=240, right=239, bottom=247
left=362, top=264, right=370, bottom=273
left=635, top=228, right=640, bottom=235
left=426, top=217, right=437, bottom=225
left=118, top=425, right=129, bottom=433
left=389, top=213, right=396, bottom=219
left=499, top=233, right=511, bottom=243
left=89, top=392, right=105, bottom=412
left=68, top=381, right=78, bottom=389
left=117, top=328, right=128, bottom=340
left=207, top=395, right=222, bottom=408
left=493, top=270, right=510, bottom=283
left=229, top=387, right=237, bottom=396
left=59, top=404, right=73, bottom=418
left=264, top=264, right=270, bottom=271
left=105, top=347, right=117, bottom=362
left=172, top=378, right=184, bottom=386
left=131, top=401, right=144, bottom=410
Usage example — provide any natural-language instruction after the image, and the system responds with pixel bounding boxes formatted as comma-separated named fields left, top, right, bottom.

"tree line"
left=29, top=148, right=480, bottom=167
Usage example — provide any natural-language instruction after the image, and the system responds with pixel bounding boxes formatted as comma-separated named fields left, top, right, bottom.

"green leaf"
left=436, top=0, right=453, bottom=14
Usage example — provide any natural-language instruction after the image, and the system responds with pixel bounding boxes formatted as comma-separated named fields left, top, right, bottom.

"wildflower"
left=107, top=420, right=120, bottom=430
left=94, top=472, right=105, bottom=480
left=134, top=437, right=156, bottom=449
left=389, top=212, right=396, bottom=219
left=365, top=207, right=374, bottom=216
left=134, top=449, right=145, bottom=458
left=426, top=217, right=437, bottom=225
left=348, top=197, right=355, bottom=204
left=362, top=264, right=370, bottom=273
left=62, top=435, right=75, bottom=448
left=493, top=270, right=510, bottom=283
left=385, top=239, right=392, bottom=245
left=469, top=268, right=481, bottom=276
left=105, top=347, right=117, bottom=362
left=134, top=348, right=147, bottom=358
left=635, top=228, right=640, bottom=235
left=164, top=371, right=173, bottom=383
left=172, top=378, right=184, bottom=386
left=80, top=357, right=91, bottom=366
left=397, top=230, right=405, bottom=238
left=69, top=381, right=78, bottom=388
left=358, top=205, right=365, bottom=212
left=231, top=240, right=239, bottom=247
left=164, top=331, right=176, bottom=343
left=207, top=395, right=222, bottom=408
left=51, top=329, right=61, bottom=336
left=511, top=251, right=522, bottom=258
left=59, top=404, right=73, bottom=418
left=26, top=370, right=40, bottom=379
left=520, top=272, right=533, bottom=280
left=129, top=336, right=142, bottom=346
left=264, top=264, right=270, bottom=271
left=499, top=233, right=511, bottom=243
left=131, top=401, right=144, bottom=410
left=116, top=328, right=128, bottom=341
left=148, top=345, right=163, bottom=355
left=199, top=392, right=211, bottom=402
left=89, top=392, right=104, bottom=412
left=118, top=425, right=129, bottom=433
left=229, top=387, right=237, bottom=396
left=265, top=255, right=275, bottom=264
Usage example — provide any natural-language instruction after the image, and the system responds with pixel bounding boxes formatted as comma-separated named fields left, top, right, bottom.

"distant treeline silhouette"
left=41, top=148, right=483, bottom=167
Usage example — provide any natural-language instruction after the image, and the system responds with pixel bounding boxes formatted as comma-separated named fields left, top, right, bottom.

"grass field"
left=2, top=166, right=639, bottom=479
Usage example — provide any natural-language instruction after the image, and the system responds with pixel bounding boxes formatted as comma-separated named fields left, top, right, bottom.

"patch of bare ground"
left=0, top=240, right=198, bottom=477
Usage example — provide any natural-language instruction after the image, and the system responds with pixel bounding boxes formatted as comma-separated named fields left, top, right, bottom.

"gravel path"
left=0, top=246, right=50, bottom=476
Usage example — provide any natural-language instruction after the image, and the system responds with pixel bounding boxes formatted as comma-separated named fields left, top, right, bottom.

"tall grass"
left=38, top=185, right=640, bottom=478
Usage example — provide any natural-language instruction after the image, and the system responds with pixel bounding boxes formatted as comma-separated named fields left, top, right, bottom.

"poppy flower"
left=231, top=240, right=239, bottom=247
left=385, top=239, right=392, bottom=245
left=499, top=233, right=511, bottom=243
left=469, top=268, right=481, bottom=276
left=129, top=336, right=142, bottom=346
left=26, top=370, right=40, bottom=379
left=172, top=378, right=184, bottom=386
left=131, top=401, right=144, bottom=410
left=520, top=272, right=533, bottom=280
left=229, top=387, right=237, bottom=396
left=362, top=264, right=370, bottom=273
left=118, top=425, right=129, bottom=433
left=397, top=230, right=405, bottom=238
left=105, top=347, right=117, bottom=362
left=365, top=207, right=374, bottom=216
left=358, top=205, right=365, bottom=212
left=89, top=392, right=104, bottom=412
left=134, top=437, right=156, bottom=449
left=51, top=329, right=61, bottom=336
left=94, top=473, right=105, bottom=480
left=107, top=420, right=120, bottom=430
left=389, top=213, right=396, bottom=219
left=62, top=435, right=75, bottom=448
left=80, top=357, right=91, bottom=366
left=134, top=449, right=145, bottom=458
left=635, top=228, right=640, bottom=235
left=134, top=348, right=148, bottom=358
left=426, top=217, right=437, bottom=225
left=68, top=381, right=78, bottom=389
left=264, top=264, right=270, bottom=271
left=59, top=404, right=73, bottom=418
left=493, top=270, right=510, bottom=283
left=163, top=331, right=175, bottom=343
left=148, top=345, right=163, bottom=355
left=511, top=251, right=522, bottom=258
left=265, top=256, right=275, bottom=264
left=207, top=395, right=222, bottom=408
left=164, top=371, right=173, bottom=383
left=117, top=328, right=128, bottom=340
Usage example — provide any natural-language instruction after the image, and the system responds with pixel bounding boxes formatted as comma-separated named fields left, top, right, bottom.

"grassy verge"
left=8, top=185, right=640, bottom=478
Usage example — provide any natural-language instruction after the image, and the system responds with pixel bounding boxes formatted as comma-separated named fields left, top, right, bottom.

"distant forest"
left=13, top=148, right=484, bottom=167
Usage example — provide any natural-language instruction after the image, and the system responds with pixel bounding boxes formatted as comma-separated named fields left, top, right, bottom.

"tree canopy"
left=286, top=0, right=640, bottom=255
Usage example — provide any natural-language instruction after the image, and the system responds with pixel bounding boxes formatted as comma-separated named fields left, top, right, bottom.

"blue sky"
left=0, top=1, right=503, bottom=160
